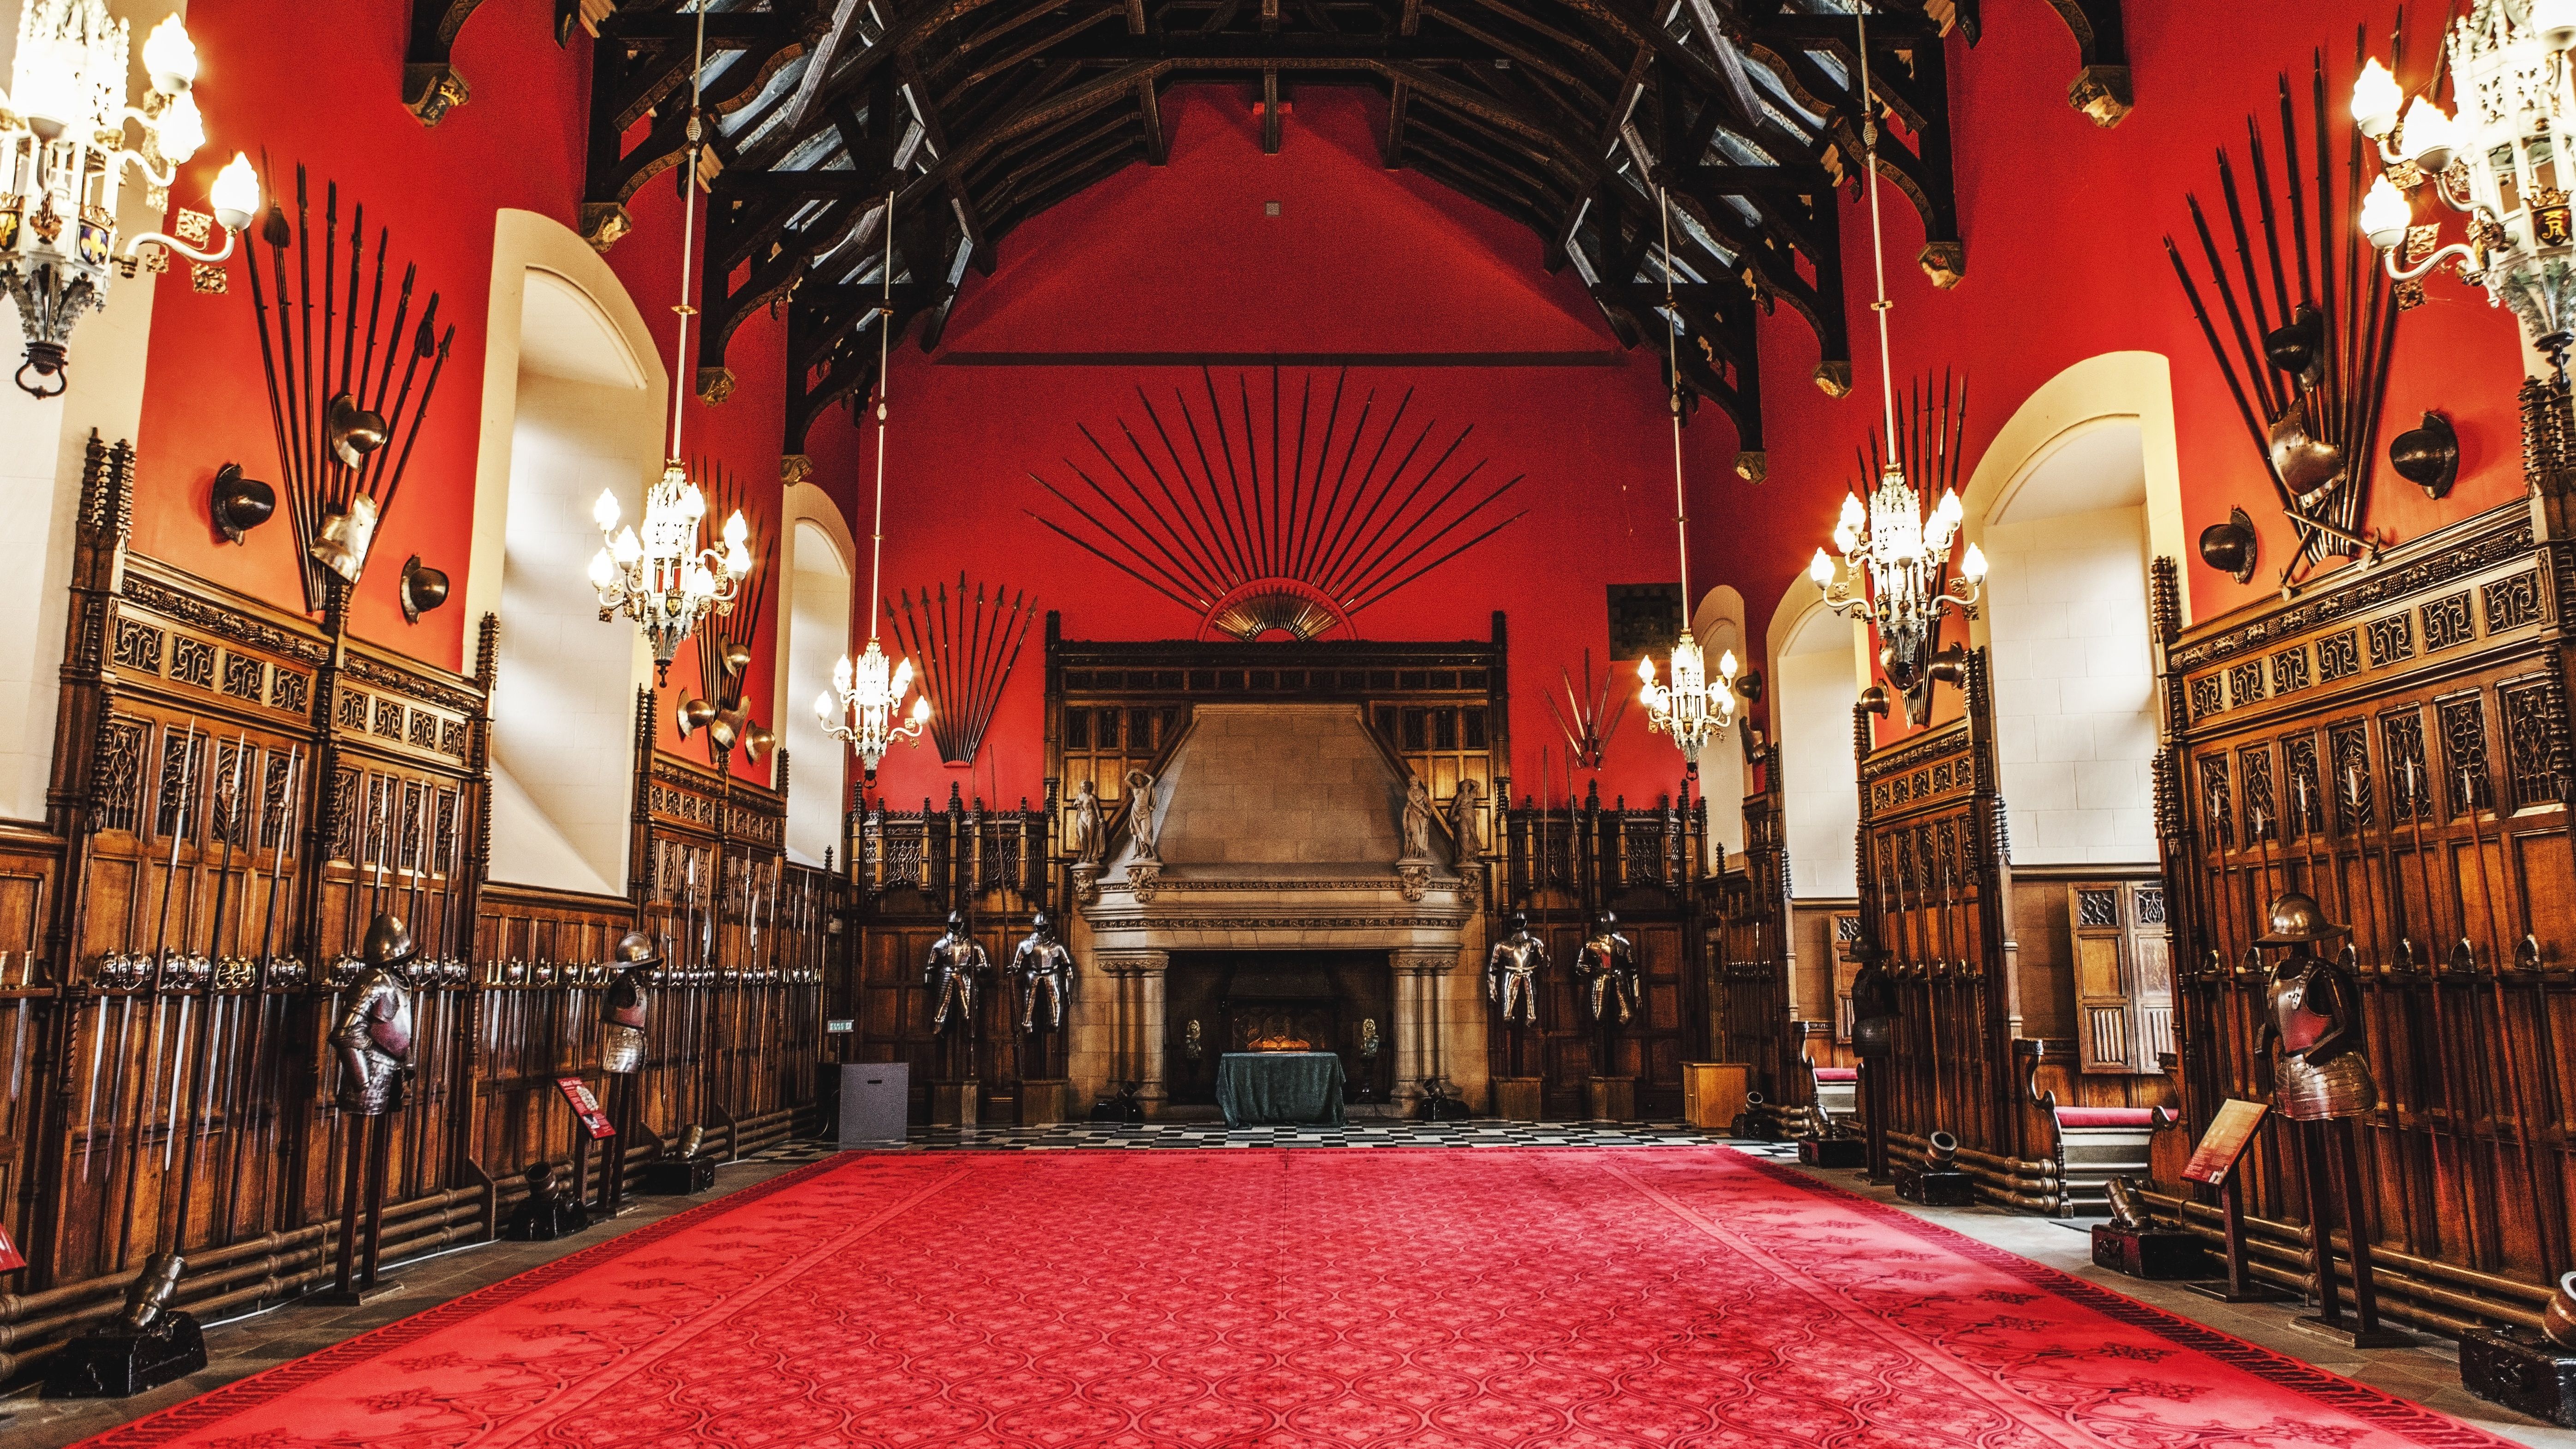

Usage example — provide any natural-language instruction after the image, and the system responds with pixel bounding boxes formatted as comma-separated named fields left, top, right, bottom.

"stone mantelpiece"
left=1069, top=704, right=1488, bottom=1116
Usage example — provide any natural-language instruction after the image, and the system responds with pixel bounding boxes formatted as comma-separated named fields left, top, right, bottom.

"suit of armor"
left=1010, top=914, right=1076, bottom=1033
left=924, top=912, right=991, bottom=1036
left=1574, top=914, right=1639, bottom=1027
left=332, top=915, right=417, bottom=1114
left=1486, top=914, right=1546, bottom=1028
left=599, top=931, right=659, bottom=1074
left=2255, top=894, right=2376, bottom=1121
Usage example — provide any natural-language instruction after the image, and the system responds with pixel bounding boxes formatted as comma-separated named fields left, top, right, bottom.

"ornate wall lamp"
left=2, top=3, right=258, bottom=395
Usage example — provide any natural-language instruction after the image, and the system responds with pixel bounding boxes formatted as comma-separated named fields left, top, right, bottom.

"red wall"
left=856, top=86, right=1727, bottom=813
left=123, top=0, right=2533, bottom=809
left=1701, top=0, right=2527, bottom=748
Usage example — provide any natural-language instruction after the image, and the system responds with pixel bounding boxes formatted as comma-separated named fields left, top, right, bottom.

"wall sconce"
left=210, top=464, right=273, bottom=545
left=2197, top=507, right=2258, bottom=585
left=2389, top=412, right=2458, bottom=500
left=399, top=556, right=449, bottom=623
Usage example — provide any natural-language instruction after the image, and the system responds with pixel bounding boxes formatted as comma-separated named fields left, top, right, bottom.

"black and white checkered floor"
left=756, top=1121, right=1806, bottom=1153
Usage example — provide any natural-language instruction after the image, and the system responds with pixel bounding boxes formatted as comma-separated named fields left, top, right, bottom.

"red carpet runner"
left=83, top=1148, right=2511, bottom=1448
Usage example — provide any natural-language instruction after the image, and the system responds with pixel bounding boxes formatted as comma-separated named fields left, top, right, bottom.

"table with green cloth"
left=1215, top=1052, right=1347, bottom=1126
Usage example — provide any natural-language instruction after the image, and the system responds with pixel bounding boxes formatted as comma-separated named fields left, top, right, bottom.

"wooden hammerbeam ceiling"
left=538, top=0, right=2128, bottom=465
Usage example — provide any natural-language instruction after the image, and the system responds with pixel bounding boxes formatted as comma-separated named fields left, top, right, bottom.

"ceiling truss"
left=550, top=0, right=2125, bottom=465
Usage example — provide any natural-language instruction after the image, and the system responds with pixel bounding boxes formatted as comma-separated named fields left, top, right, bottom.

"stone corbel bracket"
left=404, top=0, right=489, bottom=126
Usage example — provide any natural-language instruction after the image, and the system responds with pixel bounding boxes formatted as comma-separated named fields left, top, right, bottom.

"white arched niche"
left=464, top=212, right=662, bottom=897
left=1958, top=353, right=2179, bottom=867
left=1690, top=584, right=1749, bottom=868
left=779, top=486, right=855, bottom=866
left=1766, top=583, right=1869, bottom=901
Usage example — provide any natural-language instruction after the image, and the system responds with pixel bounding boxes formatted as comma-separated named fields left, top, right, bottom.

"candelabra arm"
left=121, top=222, right=237, bottom=269
left=2382, top=239, right=2478, bottom=284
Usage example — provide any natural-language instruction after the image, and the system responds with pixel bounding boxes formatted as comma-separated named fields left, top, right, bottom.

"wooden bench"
left=1810, top=1065, right=1858, bottom=1123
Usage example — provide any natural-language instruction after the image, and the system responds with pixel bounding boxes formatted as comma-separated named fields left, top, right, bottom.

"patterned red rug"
left=82, top=1148, right=2513, bottom=1448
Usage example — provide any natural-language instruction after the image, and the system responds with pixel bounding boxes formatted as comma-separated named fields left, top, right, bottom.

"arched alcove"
left=1690, top=584, right=1749, bottom=867
left=1955, top=353, right=2181, bottom=868
left=465, top=212, right=663, bottom=897
left=1769, top=594, right=1867, bottom=902
left=780, top=486, right=857, bottom=866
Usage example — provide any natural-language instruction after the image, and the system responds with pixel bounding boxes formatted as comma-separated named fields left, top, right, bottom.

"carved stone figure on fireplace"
left=1448, top=779, right=1484, bottom=860
left=1124, top=769, right=1160, bottom=863
left=924, top=911, right=991, bottom=1037
left=1486, top=912, right=1545, bottom=1027
left=1067, top=777, right=1105, bottom=865
left=1574, top=912, right=1639, bottom=1027
left=1401, top=773, right=1434, bottom=859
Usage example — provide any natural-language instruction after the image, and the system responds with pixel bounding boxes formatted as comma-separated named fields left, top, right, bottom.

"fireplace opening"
left=1165, top=952, right=1392, bottom=1107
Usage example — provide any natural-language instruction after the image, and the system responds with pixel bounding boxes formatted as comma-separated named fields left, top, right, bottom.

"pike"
left=221, top=749, right=300, bottom=1242
left=2300, top=772, right=2417, bottom=1255
left=150, top=721, right=202, bottom=975
left=2459, top=763, right=2559, bottom=1279
left=167, top=737, right=252, bottom=1227
left=2400, top=752, right=2504, bottom=1260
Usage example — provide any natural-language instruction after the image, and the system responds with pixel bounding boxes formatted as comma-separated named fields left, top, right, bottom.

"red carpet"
left=82, top=1148, right=2511, bottom=1448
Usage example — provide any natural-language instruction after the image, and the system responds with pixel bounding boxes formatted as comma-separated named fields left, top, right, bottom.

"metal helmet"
left=1509, top=911, right=1530, bottom=934
left=947, top=909, right=968, bottom=932
left=1030, top=911, right=1052, bottom=934
left=1596, top=910, right=1619, bottom=929
left=361, top=912, right=419, bottom=970
left=2256, top=892, right=2351, bottom=946
left=611, top=930, right=661, bottom=969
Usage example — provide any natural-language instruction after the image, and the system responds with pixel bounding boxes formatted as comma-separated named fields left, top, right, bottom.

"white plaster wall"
left=0, top=0, right=186, bottom=825
left=490, top=371, right=657, bottom=895
left=1981, top=503, right=2158, bottom=864
left=1776, top=605, right=1863, bottom=900
left=1690, top=584, right=1748, bottom=866
left=784, top=517, right=851, bottom=866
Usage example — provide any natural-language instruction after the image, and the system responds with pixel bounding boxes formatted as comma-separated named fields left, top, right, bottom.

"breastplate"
left=2268, top=968, right=2335, bottom=1054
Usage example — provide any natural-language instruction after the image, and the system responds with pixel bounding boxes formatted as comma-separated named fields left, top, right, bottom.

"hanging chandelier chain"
left=669, top=0, right=708, bottom=460
left=1856, top=1, right=1898, bottom=460
left=1661, top=185, right=1690, bottom=612
left=867, top=189, right=895, bottom=642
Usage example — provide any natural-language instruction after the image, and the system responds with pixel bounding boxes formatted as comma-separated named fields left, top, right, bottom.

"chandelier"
left=2354, top=2, right=2576, bottom=366
left=2, top=2, right=257, bottom=396
left=1805, top=3, right=1987, bottom=728
left=817, top=190, right=929, bottom=782
left=586, top=5, right=747, bottom=684
left=1635, top=186, right=1738, bottom=768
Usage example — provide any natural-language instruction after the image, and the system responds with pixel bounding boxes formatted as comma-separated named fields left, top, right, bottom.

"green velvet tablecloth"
left=1215, top=1052, right=1347, bottom=1126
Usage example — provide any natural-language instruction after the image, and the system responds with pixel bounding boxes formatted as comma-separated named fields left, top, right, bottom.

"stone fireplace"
left=1067, top=703, right=1488, bottom=1117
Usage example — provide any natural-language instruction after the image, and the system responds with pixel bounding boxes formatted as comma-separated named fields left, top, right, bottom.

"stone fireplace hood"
left=1072, top=702, right=1484, bottom=1114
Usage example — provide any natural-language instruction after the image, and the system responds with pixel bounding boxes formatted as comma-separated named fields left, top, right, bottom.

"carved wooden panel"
left=2157, top=500, right=2576, bottom=1309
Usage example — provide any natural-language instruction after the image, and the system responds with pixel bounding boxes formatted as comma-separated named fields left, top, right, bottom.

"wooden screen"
left=2156, top=498, right=2575, bottom=1310
left=1853, top=649, right=2019, bottom=1164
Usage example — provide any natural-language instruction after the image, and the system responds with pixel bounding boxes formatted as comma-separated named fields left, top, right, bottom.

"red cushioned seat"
left=2053, top=1107, right=2154, bottom=1127
left=1812, top=1067, right=1859, bottom=1083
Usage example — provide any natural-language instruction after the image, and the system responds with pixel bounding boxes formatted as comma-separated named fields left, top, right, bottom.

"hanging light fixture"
left=817, top=191, right=930, bottom=783
left=1636, top=185, right=1739, bottom=770
left=1806, top=2, right=1987, bottom=727
left=2353, top=3, right=2576, bottom=367
left=1, top=2, right=258, bottom=396
left=587, top=3, right=748, bottom=685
